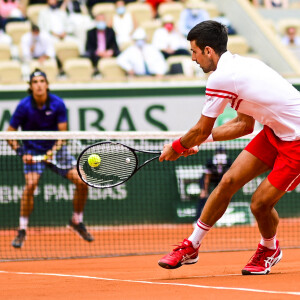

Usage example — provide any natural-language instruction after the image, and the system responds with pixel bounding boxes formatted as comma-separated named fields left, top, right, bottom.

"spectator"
left=85, top=13, right=120, bottom=76
left=112, top=0, right=135, bottom=50
left=117, top=27, right=167, bottom=77
left=281, top=26, right=300, bottom=47
left=282, top=25, right=300, bottom=61
left=178, top=0, right=209, bottom=37
left=61, top=0, right=94, bottom=54
left=249, top=0, right=262, bottom=6
left=0, top=27, right=12, bottom=44
left=146, top=0, right=171, bottom=18
left=264, top=0, right=289, bottom=8
left=21, top=23, right=55, bottom=63
left=7, top=69, right=94, bottom=249
left=86, top=0, right=114, bottom=16
left=195, top=147, right=232, bottom=221
left=38, top=0, right=75, bottom=43
left=152, top=14, right=190, bottom=59
left=38, top=0, right=81, bottom=74
left=61, top=0, right=88, bottom=14
left=28, top=0, right=47, bottom=4
left=213, top=14, right=236, bottom=35
left=0, top=0, right=26, bottom=30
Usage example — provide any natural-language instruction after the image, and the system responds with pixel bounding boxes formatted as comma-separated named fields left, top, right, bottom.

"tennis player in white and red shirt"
left=158, top=20, right=300, bottom=275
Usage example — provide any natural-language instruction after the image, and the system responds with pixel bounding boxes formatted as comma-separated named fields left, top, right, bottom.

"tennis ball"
left=88, top=154, right=101, bottom=167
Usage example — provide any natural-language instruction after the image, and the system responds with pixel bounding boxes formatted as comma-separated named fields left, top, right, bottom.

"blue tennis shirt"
left=10, top=93, right=68, bottom=152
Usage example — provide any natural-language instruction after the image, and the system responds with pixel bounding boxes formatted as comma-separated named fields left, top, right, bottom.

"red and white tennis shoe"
left=158, top=239, right=200, bottom=269
left=242, top=240, right=282, bottom=275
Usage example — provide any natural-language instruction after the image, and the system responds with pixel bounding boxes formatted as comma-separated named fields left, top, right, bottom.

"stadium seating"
left=64, top=58, right=93, bottom=82
left=126, top=2, right=153, bottom=27
left=98, top=57, right=126, bottom=81
left=91, top=3, right=115, bottom=26
left=6, top=21, right=31, bottom=45
left=0, top=44, right=11, bottom=61
left=140, top=19, right=162, bottom=43
left=166, top=55, right=195, bottom=77
left=55, top=40, right=80, bottom=65
left=188, top=1, right=220, bottom=18
left=227, top=35, right=250, bottom=56
left=0, top=60, right=22, bottom=84
left=157, top=2, right=184, bottom=22
left=26, top=4, right=48, bottom=25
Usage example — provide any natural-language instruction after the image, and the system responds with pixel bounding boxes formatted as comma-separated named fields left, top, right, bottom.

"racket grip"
left=32, top=154, right=48, bottom=162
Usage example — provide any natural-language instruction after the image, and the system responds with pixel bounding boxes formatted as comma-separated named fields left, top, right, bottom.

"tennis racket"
left=77, top=141, right=161, bottom=188
left=32, top=147, right=76, bottom=170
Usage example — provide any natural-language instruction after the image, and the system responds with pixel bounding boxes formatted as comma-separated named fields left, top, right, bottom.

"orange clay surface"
left=1, top=219, right=300, bottom=260
left=1, top=248, right=300, bottom=300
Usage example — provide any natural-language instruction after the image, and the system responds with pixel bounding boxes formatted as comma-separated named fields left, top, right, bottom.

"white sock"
left=188, top=219, right=211, bottom=249
left=260, top=235, right=276, bottom=250
left=19, top=216, right=29, bottom=230
left=72, top=212, right=83, bottom=224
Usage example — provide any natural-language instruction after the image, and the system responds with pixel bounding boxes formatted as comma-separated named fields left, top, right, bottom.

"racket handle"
left=32, top=154, right=48, bottom=162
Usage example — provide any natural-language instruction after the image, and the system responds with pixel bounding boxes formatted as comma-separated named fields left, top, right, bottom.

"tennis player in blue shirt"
left=7, top=69, right=94, bottom=248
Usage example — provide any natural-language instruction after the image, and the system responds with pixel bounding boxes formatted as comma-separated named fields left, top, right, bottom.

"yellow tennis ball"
left=88, top=154, right=101, bottom=167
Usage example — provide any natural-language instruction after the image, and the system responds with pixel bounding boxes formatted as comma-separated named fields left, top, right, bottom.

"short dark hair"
left=31, top=23, right=39, bottom=32
left=28, top=68, right=49, bottom=94
left=187, top=20, right=228, bottom=56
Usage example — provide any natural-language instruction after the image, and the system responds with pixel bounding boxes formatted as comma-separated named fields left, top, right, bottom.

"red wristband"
left=172, top=138, right=188, bottom=154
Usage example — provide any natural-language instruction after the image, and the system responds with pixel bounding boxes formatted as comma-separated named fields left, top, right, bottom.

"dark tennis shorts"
left=245, top=126, right=300, bottom=191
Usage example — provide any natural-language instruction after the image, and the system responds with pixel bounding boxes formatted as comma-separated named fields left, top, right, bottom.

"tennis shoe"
left=158, top=239, right=199, bottom=269
left=242, top=240, right=282, bottom=275
left=68, top=220, right=94, bottom=242
left=12, top=229, right=26, bottom=248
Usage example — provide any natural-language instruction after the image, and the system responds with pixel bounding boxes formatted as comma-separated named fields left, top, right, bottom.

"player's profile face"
left=30, top=76, right=48, bottom=97
left=190, top=40, right=215, bottom=73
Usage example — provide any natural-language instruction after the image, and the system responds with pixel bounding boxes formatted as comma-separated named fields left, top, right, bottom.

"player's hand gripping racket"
left=32, top=148, right=76, bottom=170
left=77, top=141, right=161, bottom=188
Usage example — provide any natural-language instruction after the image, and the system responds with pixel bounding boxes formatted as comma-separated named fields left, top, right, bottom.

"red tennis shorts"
left=245, top=126, right=300, bottom=191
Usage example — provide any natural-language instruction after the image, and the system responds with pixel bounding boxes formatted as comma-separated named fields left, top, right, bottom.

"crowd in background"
left=0, top=0, right=299, bottom=82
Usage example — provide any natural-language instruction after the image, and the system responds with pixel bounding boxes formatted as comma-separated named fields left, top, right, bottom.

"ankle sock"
left=188, top=219, right=211, bottom=249
left=260, top=235, right=276, bottom=250
left=19, top=216, right=28, bottom=230
left=72, top=212, right=83, bottom=224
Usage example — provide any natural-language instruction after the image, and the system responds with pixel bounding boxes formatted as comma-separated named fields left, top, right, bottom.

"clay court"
left=1, top=248, right=300, bottom=300
left=1, top=220, right=300, bottom=300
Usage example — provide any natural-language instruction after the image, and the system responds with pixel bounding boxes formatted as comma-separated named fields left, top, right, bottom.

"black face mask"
left=49, top=4, right=57, bottom=9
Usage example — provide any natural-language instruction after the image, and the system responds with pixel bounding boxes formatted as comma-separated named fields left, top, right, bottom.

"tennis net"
left=0, top=131, right=299, bottom=261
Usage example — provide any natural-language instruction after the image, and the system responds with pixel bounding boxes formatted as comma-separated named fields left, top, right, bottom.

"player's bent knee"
left=250, top=198, right=273, bottom=215
left=217, top=173, right=238, bottom=193
left=25, top=182, right=38, bottom=193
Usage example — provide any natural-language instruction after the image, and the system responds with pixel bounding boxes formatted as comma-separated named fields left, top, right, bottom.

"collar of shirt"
left=30, top=94, right=51, bottom=110
left=216, top=51, right=233, bottom=69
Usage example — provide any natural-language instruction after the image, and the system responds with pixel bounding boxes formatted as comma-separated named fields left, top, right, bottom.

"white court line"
left=0, top=270, right=300, bottom=296
left=148, top=273, right=241, bottom=280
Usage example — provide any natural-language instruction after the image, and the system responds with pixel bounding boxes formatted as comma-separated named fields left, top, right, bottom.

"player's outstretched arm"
left=6, top=125, right=19, bottom=151
left=211, top=112, right=255, bottom=141
left=180, top=115, right=216, bottom=148
left=159, top=115, right=215, bottom=162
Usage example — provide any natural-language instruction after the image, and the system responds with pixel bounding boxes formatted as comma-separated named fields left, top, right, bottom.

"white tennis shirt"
left=202, top=51, right=300, bottom=141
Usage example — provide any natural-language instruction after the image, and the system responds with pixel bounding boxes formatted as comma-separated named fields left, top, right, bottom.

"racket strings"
left=78, top=144, right=137, bottom=188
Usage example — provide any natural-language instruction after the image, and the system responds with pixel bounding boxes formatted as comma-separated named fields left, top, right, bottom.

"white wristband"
left=203, top=133, right=214, bottom=143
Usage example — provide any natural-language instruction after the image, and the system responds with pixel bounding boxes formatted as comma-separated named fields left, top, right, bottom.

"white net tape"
left=0, top=131, right=258, bottom=140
